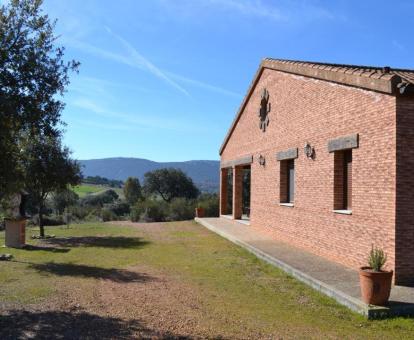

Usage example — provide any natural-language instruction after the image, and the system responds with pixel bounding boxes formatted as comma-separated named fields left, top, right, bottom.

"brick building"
left=219, top=59, right=414, bottom=285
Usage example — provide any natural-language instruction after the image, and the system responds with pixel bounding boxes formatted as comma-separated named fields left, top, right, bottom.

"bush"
left=167, top=198, right=195, bottom=221
left=31, top=214, right=65, bottom=226
left=130, top=199, right=168, bottom=222
left=106, top=201, right=130, bottom=216
left=101, top=209, right=116, bottom=222
left=130, top=204, right=143, bottom=222
left=81, top=189, right=119, bottom=207
left=197, top=193, right=219, bottom=217
left=141, top=201, right=168, bottom=222
left=69, top=205, right=89, bottom=220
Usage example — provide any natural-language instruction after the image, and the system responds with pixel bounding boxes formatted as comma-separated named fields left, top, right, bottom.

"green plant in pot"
left=359, top=246, right=393, bottom=306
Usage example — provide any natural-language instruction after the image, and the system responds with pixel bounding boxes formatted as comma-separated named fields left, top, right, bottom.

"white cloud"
left=206, top=0, right=285, bottom=21
left=157, top=0, right=335, bottom=22
left=67, top=31, right=241, bottom=99
left=167, top=71, right=242, bottom=98
left=105, top=26, right=190, bottom=97
left=70, top=97, right=206, bottom=132
left=70, top=118, right=135, bottom=132
left=392, top=40, right=405, bottom=51
left=67, top=35, right=192, bottom=97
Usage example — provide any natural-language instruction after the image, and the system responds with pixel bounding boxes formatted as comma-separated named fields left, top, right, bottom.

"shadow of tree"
left=22, top=244, right=71, bottom=253
left=0, top=310, right=193, bottom=339
left=29, top=262, right=154, bottom=283
left=42, top=236, right=150, bottom=249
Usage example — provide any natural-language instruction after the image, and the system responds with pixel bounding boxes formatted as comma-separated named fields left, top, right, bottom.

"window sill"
left=333, top=210, right=352, bottom=215
left=279, top=203, right=294, bottom=207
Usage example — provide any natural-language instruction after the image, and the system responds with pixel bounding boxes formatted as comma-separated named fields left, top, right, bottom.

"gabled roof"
left=220, top=58, right=414, bottom=155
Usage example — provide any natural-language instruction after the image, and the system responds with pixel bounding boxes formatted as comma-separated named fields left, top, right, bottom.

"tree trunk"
left=39, top=204, right=45, bottom=238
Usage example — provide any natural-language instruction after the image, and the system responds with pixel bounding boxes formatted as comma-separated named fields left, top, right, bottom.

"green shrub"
left=368, top=245, right=387, bottom=271
left=106, top=201, right=130, bottom=216
left=101, top=209, right=116, bottom=222
left=130, top=204, right=143, bottom=222
left=197, top=193, right=219, bottom=217
left=81, top=189, right=119, bottom=207
left=85, top=210, right=101, bottom=222
left=130, top=199, right=168, bottom=222
left=70, top=205, right=90, bottom=220
left=31, top=214, right=65, bottom=226
left=167, top=198, right=195, bottom=221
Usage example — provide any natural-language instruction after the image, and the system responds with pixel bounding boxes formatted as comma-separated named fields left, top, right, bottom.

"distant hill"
left=79, top=158, right=220, bottom=193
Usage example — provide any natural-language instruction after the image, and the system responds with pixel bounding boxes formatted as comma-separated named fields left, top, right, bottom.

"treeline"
left=82, top=176, right=123, bottom=188
left=34, top=168, right=218, bottom=228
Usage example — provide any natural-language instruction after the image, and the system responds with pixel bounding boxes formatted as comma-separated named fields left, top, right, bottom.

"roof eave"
left=219, top=59, right=405, bottom=156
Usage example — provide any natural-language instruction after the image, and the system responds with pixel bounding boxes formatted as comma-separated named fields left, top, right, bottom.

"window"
left=280, top=159, right=295, bottom=204
left=334, top=149, right=352, bottom=211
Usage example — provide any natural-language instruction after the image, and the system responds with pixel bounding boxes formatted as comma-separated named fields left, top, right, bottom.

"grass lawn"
left=0, top=221, right=413, bottom=339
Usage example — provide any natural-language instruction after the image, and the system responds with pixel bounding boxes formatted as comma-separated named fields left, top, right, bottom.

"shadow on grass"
left=0, top=310, right=192, bottom=340
left=42, top=236, right=150, bottom=249
left=29, top=262, right=154, bottom=283
left=22, top=245, right=71, bottom=253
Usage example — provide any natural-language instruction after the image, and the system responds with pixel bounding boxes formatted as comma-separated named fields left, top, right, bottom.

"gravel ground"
left=0, top=264, right=232, bottom=339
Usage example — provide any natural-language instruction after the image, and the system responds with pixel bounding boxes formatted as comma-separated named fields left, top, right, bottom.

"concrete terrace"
left=195, top=217, right=414, bottom=319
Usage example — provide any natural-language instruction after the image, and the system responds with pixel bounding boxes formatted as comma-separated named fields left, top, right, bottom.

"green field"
left=71, top=184, right=105, bottom=197
left=71, top=184, right=123, bottom=198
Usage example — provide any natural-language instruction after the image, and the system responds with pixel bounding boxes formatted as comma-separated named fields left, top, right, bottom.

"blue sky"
left=42, top=0, right=414, bottom=161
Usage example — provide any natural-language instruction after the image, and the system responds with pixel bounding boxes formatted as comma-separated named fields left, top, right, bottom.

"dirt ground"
left=0, top=221, right=268, bottom=339
left=1, top=264, right=233, bottom=339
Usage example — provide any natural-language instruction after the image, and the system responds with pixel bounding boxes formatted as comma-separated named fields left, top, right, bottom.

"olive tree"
left=143, top=168, right=199, bottom=203
left=23, top=135, right=81, bottom=237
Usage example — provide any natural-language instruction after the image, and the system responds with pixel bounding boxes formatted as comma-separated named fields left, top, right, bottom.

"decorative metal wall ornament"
left=258, top=88, right=271, bottom=132
left=304, top=142, right=315, bottom=159
left=258, top=154, right=266, bottom=166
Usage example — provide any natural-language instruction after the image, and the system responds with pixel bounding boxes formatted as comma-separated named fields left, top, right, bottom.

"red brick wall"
left=221, top=69, right=399, bottom=278
left=395, top=95, right=414, bottom=285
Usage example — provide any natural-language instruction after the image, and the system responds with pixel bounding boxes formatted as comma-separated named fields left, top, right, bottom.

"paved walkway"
left=195, top=217, right=414, bottom=318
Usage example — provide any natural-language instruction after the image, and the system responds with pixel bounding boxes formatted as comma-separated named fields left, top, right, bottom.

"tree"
left=0, top=0, right=79, bottom=201
left=50, top=189, right=79, bottom=215
left=23, top=135, right=81, bottom=237
left=143, top=168, right=200, bottom=203
left=123, top=177, right=142, bottom=205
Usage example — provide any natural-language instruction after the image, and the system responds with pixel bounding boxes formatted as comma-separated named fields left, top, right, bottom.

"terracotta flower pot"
left=195, top=207, right=205, bottom=218
left=359, top=266, right=393, bottom=306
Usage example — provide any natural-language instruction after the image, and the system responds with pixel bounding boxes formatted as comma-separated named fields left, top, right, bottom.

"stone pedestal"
left=5, top=219, right=26, bottom=248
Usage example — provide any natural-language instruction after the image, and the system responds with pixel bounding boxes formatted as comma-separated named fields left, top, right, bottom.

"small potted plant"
left=359, top=246, right=393, bottom=306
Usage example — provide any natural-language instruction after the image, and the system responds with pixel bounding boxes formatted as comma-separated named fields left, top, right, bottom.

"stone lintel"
left=220, top=155, right=253, bottom=169
left=328, top=134, right=359, bottom=153
left=276, top=148, right=298, bottom=161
